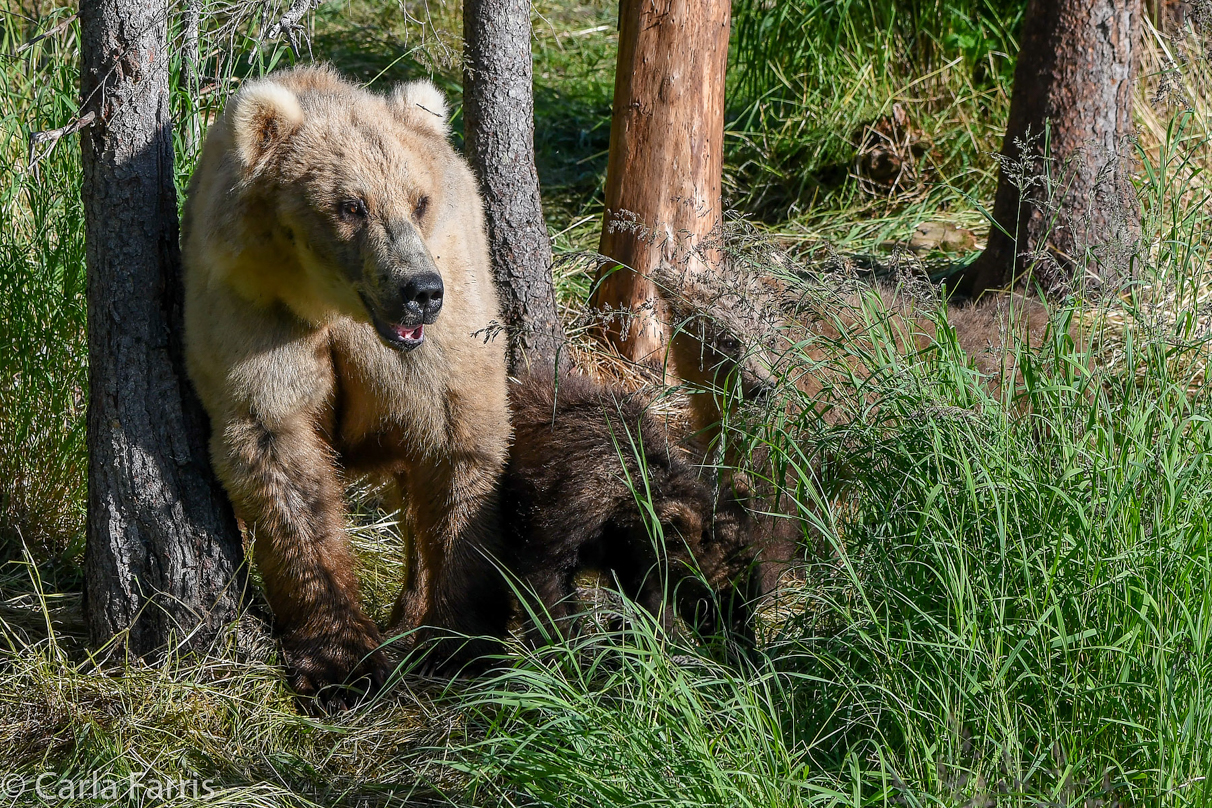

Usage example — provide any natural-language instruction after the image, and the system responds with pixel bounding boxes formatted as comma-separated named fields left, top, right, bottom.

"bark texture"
left=960, top=0, right=1142, bottom=297
left=80, top=0, right=247, bottom=656
left=463, top=0, right=567, bottom=374
left=589, top=0, right=731, bottom=367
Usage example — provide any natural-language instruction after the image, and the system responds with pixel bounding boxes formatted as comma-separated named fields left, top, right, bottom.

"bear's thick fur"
left=500, top=372, right=790, bottom=647
left=182, top=65, right=510, bottom=708
left=656, top=263, right=1061, bottom=438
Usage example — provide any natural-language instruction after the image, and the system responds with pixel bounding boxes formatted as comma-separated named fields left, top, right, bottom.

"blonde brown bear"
left=182, top=65, right=510, bottom=709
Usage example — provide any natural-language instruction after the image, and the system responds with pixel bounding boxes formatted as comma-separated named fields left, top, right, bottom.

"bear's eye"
left=413, top=195, right=430, bottom=222
left=339, top=198, right=368, bottom=219
left=720, top=335, right=742, bottom=354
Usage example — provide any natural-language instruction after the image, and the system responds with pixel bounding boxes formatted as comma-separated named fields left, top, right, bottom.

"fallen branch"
left=28, top=111, right=95, bottom=176
left=15, top=13, right=78, bottom=55
left=265, top=0, right=326, bottom=56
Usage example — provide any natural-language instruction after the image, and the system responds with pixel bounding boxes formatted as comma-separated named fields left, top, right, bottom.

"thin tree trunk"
left=959, top=0, right=1142, bottom=298
left=80, top=0, right=247, bottom=656
left=464, top=0, right=567, bottom=374
left=181, top=0, right=202, bottom=152
left=589, top=0, right=731, bottom=368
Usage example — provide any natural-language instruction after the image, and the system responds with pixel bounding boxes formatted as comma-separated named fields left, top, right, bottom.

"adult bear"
left=182, top=65, right=510, bottom=709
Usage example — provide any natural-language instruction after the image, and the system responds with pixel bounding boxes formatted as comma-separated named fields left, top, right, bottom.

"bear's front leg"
left=517, top=567, right=581, bottom=646
left=389, top=450, right=512, bottom=673
left=216, top=416, right=390, bottom=711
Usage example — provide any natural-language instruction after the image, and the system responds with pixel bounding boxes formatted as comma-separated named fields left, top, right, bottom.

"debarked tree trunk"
left=589, top=0, right=731, bottom=369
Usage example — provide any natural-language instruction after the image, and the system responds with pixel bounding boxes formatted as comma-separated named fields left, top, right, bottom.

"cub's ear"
left=228, top=80, right=303, bottom=171
left=649, top=261, right=701, bottom=319
left=650, top=261, right=686, bottom=295
left=388, top=79, right=449, bottom=137
left=656, top=501, right=703, bottom=538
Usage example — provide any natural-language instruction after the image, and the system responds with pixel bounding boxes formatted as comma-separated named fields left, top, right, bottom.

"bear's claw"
left=282, top=626, right=392, bottom=715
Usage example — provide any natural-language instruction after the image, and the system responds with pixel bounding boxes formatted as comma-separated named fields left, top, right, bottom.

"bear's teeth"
left=394, top=324, right=424, bottom=341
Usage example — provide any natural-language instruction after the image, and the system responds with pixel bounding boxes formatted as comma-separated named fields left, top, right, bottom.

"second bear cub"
left=501, top=372, right=765, bottom=645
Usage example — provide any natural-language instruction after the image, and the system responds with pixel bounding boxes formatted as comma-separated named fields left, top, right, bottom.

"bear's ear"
left=388, top=79, right=449, bottom=137
left=649, top=262, right=700, bottom=319
left=650, top=262, right=685, bottom=296
left=228, top=80, right=303, bottom=171
left=656, top=501, right=703, bottom=538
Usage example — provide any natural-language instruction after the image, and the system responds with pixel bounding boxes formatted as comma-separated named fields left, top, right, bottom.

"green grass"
left=3, top=0, right=1212, bottom=806
left=726, top=0, right=1026, bottom=225
left=0, top=5, right=87, bottom=573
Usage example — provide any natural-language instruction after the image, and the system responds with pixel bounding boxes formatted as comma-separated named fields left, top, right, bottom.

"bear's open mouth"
left=373, top=317, right=425, bottom=351
left=360, top=293, right=426, bottom=352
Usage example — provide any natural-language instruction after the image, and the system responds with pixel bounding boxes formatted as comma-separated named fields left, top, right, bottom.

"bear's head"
left=226, top=69, right=457, bottom=352
left=652, top=263, right=782, bottom=404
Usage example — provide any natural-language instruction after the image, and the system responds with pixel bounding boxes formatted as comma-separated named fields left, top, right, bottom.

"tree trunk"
left=80, top=0, right=247, bottom=656
left=589, top=0, right=731, bottom=367
left=959, top=0, right=1142, bottom=298
left=181, top=0, right=202, bottom=152
left=463, top=0, right=567, bottom=374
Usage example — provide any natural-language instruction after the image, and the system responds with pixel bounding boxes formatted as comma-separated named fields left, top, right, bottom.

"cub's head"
left=652, top=264, right=782, bottom=403
left=226, top=67, right=456, bottom=351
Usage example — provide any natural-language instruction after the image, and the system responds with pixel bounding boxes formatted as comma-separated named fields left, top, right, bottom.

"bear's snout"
left=741, top=368, right=777, bottom=401
left=401, top=272, right=444, bottom=324
left=359, top=271, right=444, bottom=352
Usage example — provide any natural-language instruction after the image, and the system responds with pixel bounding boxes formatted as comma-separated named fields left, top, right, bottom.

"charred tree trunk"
left=80, top=0, right=247, bottom=656
left=959, top=0, right=1142, bottom=298
left=589, top=0, right=731, bottom=367
left=464, top=0, right=567, bottom=374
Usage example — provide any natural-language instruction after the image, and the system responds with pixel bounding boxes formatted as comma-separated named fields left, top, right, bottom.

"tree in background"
left=959, top=0, right=1143, bottom=297
left=589, top=0, right=731, bottom=368
left=80, top=0, right=247, bottom=655
left=464, top=0, right=568, bottom=373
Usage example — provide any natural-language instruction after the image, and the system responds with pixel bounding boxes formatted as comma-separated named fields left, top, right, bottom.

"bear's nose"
left=402, top=273, right=444, bottom=316
left=744, top=375, right=776, bottom=402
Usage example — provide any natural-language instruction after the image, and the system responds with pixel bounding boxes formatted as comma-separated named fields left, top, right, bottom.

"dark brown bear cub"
left=501, top=371, right=770, bottom=647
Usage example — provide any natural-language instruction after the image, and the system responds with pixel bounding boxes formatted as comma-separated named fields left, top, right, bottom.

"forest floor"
left=2, top=1, right=1212, bottom=806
